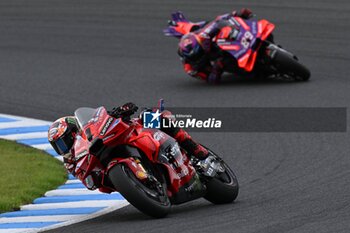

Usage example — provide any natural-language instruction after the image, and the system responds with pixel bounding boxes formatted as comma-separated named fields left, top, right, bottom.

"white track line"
left=21, top=200, right=125, bottom=210
left=0, top=114, right=50, bottom=122
left=45, top=189, right=104, bottom=196
left=0, top=229, right=37, bottom=233
left=31, top=143, right=53, bottom=150
left=0, top=132, right=48, bottom=140
left=37, top=202, right=130, bottom=233
left=0, top=120, right=50, bottom=129
left=65, top=179, right=81, bottom=184
left=0, top=215, right=83, bottom=223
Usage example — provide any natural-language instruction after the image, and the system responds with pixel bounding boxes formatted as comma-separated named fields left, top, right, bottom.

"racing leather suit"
left=182, top=8, right=253, bottom=83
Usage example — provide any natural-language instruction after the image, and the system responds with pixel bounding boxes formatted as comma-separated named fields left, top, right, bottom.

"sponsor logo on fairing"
left=229, top=17, right=241, bottom=27
left=235, top=47, right=247, bottom=58
left=100, top=117, right=114, bottom=135
left=252, top=21, right=257, bottom=34
left=102, top=133, right=115, bottom=142
left=177, top=167, right=189, bottom=178
left=169, top=143, right=180, bottom=156
left=185, top=181, right=196, bottom=192
left=75, top=150, right=88, bottom=160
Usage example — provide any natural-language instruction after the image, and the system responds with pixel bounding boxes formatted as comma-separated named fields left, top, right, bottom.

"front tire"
left=108, top=163, right=171, bottom=218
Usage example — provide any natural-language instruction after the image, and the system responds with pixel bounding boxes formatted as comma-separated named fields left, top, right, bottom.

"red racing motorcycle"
left=164, top=11, right=311, bottom=81
left=72, top=102, right=238, bottom=218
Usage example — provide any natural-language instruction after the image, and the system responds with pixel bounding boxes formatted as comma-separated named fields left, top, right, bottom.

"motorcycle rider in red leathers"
left=48, top=103, right=209, bottom=179
left=178, top=8, right=253, bottom=83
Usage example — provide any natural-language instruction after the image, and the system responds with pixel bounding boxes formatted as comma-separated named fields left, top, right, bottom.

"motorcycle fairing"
left=215, top=17, right=275, bottom=72
left=72, top=106, right=205, bottom=201
left=128, top=128, right=198, bottom=194
left=76, top=106, right=132, bottom=146
left=163, top=12, right=275, bottom=72
left=169, top=173, right=205, bottom=205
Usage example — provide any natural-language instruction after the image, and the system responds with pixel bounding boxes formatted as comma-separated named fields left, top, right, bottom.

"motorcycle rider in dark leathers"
left=178, top=8, right=253, bottom=83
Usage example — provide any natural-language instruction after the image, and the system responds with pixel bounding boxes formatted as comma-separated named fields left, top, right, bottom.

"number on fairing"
left=241, top=31, right=254, bottom=49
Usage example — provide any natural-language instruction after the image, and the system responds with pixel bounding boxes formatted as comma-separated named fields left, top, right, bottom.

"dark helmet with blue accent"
left=48, top=116, right=78, bottom=157
left=178, top=33, right=205, bottom=63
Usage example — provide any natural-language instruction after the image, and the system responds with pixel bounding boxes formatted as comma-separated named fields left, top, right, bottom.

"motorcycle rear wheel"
left=203, top=149, right=239, bottom=204
left=272, top=48, right=311, bottom=81
left=108, top=163, right=171, bottom=218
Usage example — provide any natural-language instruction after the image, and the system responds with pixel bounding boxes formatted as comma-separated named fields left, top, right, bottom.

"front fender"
left=107, top=157, right=148, bottom=181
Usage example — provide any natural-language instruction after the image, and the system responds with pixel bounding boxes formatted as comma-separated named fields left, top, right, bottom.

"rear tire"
left=108, top=164, right=171, bottom=218
left=203, top=149, right=239, bottom=204
left=272, top=49, right=311, bottom=81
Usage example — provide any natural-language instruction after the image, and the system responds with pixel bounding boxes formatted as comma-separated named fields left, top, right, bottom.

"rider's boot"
left=171, top=128, right=209, bottom=160
left=160, top=113, right=209, bottom=160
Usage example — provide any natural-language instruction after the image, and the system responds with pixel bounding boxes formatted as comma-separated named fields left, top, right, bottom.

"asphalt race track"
left=1, top=0, right=349, bottom=232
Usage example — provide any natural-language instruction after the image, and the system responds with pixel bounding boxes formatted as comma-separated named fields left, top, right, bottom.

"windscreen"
left=74, top=107, right=96, bottom=130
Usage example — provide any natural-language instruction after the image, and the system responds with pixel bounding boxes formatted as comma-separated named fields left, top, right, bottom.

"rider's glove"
left=233, top=8, right=253, bottom=20
left=108, top=102, right=138, bottom=120
left=63, top=157, right=76, bottom=175
left=207, top=59, right=224, bottom=84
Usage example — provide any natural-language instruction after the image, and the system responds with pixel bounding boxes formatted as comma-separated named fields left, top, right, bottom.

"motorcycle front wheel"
left=108, top=163, right=171, bottom=218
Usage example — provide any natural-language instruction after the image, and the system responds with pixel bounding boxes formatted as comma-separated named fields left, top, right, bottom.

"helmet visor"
left=183, top=45, right=205, bottom=64
left=50, top=133, right=74, bottom=155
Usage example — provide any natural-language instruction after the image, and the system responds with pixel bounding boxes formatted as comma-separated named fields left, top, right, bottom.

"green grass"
left=0, top=139, right=67, bottom=213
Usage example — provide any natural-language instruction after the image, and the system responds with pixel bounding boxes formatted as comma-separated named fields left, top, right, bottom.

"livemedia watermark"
left=142, top=107, right=346, bottom=132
